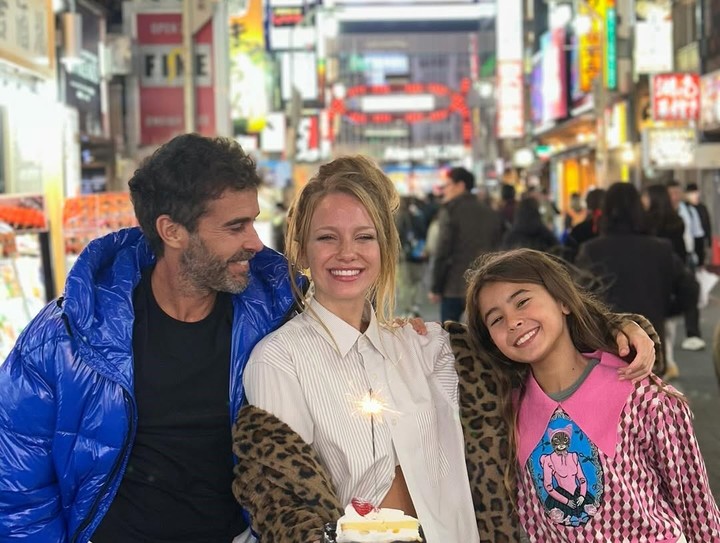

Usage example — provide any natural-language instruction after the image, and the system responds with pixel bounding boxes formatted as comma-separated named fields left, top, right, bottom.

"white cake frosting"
left=335, top=504, right=422, bottom=542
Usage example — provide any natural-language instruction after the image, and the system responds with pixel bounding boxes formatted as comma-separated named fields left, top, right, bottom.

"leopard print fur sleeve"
left=231, top=404, right=343, bottom=543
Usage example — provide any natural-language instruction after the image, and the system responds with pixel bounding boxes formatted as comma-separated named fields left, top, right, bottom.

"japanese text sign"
left=651, top=73, right=700, bottom=121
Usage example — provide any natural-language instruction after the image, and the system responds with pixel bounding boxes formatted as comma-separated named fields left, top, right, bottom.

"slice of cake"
left=335, top=499, right=422, bottom=542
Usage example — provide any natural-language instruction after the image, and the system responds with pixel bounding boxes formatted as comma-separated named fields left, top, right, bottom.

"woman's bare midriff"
left=379, top=465, right=416, bottom=517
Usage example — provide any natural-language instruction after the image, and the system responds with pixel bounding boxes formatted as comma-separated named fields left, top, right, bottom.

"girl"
left=465, top=248, right=720, bottom=542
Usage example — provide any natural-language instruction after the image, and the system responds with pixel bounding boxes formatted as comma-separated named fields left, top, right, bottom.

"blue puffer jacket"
left=0, top=227, right=296, bottom=543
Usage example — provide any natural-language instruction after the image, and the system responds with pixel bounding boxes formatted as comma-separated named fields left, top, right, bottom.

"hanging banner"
left=134, top=11, right=216, bottom=146
left=577, top=2, right=601, bottom=93
left=541, top=29, right=568, bottom=123
left=495, top=0, right=524, bottom=138
left=230, top=0, right=269, bottom=134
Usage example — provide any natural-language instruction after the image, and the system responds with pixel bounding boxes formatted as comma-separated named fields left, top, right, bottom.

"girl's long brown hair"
left=464, top=249, right=622, bottom=500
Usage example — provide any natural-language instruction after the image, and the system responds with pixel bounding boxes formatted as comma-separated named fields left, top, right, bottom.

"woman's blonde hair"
left=284, top=155, right=401, bottom=325
left=464, top=249, right=620, bottom=500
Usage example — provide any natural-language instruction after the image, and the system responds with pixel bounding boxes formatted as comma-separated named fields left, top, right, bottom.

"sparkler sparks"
left=359, top=391, right=385, bottom=417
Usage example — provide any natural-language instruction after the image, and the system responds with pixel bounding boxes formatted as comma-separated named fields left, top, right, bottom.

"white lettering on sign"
left=145, top=115, right=183, bottom=127
left=150, top=22, right=179, bottom=35
left=652, top=73, right=700, bottom=121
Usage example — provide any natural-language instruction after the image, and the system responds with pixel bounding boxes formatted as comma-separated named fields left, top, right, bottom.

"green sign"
left=605, top=7, right=617, bottom=90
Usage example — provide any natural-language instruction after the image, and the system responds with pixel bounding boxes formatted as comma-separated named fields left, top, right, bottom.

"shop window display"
left=0, top=196, right=49, bottom=362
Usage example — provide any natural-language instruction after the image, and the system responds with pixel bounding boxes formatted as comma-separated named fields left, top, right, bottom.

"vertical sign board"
left=577, top=2, right=601, bottom=93
left=700, top=70, right=720, bottom=131
left=589, top=0, right=617, bottom=90
left=135, top=12, right=215, bottom=146
left=604, top=0, right=617, bottom=90
left=541, top=29, right=568, bottom=123
left=229, top=0, right=269, bottom=134
left=62, top=2, right=104, bottom=137
left=495, top=0, right=524, bottom=138
left=0, top=0, right=55, bottom=78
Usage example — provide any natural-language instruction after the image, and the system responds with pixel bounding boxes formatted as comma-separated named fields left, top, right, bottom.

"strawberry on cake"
left=335, top=499, right=422, bottom=542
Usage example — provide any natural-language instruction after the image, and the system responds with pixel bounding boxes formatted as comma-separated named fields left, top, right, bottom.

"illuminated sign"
left=328, top=80, right=472, bottom=144
left=604, top=101, right=628, bottom=149
left=577, top=3, right=601, bottom=93
left=643, top=126, right=697, bottom=169
left=496, top=0, right=524, bottom=139
left=541, top=29, right=567, bottom=123
left=700, top=70, right=720, bottom=131
left=651, top=73, right=700, bottom=121
left=605, top=6, right=617, bottom=90
left=497, top=60, right=524, bottom=138
left=635, top=20, right=673, bottom=74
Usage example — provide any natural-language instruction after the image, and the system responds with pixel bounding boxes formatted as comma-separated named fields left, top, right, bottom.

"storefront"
left=0, top=0, right=64, bottom=360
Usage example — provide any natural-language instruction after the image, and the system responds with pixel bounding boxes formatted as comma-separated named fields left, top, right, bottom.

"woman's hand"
left=394, top=317, right=428, bottom=335
left=616, top=321, right=656, bottom=382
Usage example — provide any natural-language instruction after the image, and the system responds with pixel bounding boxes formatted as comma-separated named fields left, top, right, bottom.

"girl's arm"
left=649, top=388, right=720, bottom=541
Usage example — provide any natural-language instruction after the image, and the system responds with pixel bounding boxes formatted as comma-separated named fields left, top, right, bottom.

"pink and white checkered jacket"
left=515, top=351, right=720, bottom=543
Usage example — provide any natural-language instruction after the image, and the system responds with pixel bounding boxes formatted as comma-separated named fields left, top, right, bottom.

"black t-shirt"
left=92, top=270, right=246, bottom=542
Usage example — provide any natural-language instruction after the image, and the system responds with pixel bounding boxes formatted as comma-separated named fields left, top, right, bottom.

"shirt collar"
left=516, top=351, right=635, bottom=466
left=306, top=297, right=388, bottom=359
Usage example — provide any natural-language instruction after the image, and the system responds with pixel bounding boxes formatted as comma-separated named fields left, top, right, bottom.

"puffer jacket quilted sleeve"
left=0, top=302, right=74, bottom=542
left=0, top=228, right=150, bottom=542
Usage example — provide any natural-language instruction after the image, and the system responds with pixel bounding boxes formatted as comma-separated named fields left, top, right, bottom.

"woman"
left=501, top=197, right=559, bottom=252
left=576, top=182, right=695, bottom=377
left=238, top=155, right=480, bottom=543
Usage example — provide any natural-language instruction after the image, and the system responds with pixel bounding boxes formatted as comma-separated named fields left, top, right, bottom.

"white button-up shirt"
left=243, top=298, right=480, bottom=543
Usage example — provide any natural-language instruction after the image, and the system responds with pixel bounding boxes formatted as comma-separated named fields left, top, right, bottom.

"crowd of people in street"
left=394, top=169, right=716, bottom=383
left=0, top=133, right=718, bottom=543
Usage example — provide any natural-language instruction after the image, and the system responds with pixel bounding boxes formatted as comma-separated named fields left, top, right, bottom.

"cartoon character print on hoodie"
left=527, top=409, right=603, bottom=527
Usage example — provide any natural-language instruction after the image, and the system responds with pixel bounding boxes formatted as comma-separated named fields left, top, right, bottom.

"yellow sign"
left=578, top=3, right=601, bottom=93
left=229, top=0, right=269, bottom=133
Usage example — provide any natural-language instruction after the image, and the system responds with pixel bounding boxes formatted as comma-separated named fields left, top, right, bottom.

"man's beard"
left=180, top=234, right=255, bottom=294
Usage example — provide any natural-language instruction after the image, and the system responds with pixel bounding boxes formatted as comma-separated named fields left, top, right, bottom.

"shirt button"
left=391, top=418, right=397, bottom=426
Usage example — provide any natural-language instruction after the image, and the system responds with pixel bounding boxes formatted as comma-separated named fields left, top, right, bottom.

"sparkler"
left=357, top=388, right=386, bottom=509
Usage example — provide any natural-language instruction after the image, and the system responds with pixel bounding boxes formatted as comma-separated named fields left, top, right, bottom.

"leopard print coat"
left=232, top=315, right=662, bottom=542
left=232, top=405, right=343, bottom=543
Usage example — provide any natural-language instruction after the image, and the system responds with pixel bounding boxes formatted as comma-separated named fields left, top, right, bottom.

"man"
left=429, top=167, right=502, bottom=322
left=685, top=182, right=712, bottom=268
left=0, top=134, right=296, bottom=542
left=667, top=180, right=706, bottom=351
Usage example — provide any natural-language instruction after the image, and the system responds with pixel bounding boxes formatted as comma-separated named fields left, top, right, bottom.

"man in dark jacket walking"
left=429, top=167, right=502, bottom=322
left=0, top=134, right=296, bottom=542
